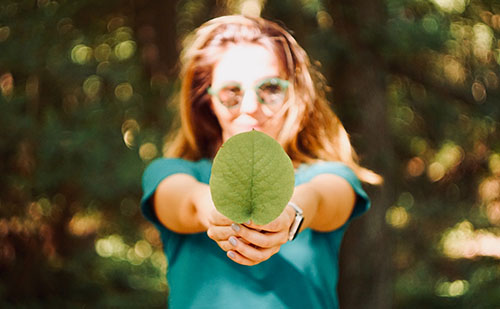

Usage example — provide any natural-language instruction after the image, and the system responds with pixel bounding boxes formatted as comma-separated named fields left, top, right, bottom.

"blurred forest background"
left=1, top=0, right=499, bottom=307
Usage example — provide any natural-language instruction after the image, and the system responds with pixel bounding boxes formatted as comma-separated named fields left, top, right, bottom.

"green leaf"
left=209, top=130, right=295, bottom=225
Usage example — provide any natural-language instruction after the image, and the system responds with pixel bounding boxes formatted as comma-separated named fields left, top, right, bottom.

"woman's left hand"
left=207, top=205, right=296, bottom=266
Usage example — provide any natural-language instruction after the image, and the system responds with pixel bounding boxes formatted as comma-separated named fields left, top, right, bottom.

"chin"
left=224, top=126, right=278, bottom=140
left=236, top=126, right=261, bottom=134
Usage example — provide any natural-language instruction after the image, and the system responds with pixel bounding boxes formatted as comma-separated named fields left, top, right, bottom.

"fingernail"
left=228, top=251, right=236, bottom=259
left=231, top=223, right=240, bottom=232
left=229, top=236, right=237, bottom=246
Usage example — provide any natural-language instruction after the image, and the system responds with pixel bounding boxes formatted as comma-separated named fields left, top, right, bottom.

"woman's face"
left=209, top=43, right=287, bottom=142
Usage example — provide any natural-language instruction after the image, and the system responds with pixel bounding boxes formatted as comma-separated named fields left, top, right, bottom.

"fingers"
left=206, top=209, right=290, bottom=266
left=226, top=237, right=280, bottom=266
left=207, top=223, right=285, bottom=266
left=227, top=250, right=256, bottom=266
left=244, top=206, right=294, bottom=233
left=208, top=229, right=281, bottom=265
left=244, top=220, right=282, bottom=232
left=235, top=223, right=288, bottom=248
left=208, top=222, right=287, bottom=248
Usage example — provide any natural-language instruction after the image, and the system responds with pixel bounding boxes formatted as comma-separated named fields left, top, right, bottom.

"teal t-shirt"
left=141, top=158, right=370, bottom=309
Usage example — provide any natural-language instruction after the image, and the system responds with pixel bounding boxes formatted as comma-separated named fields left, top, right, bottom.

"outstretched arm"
left=153, top=173, right=214, bottom=234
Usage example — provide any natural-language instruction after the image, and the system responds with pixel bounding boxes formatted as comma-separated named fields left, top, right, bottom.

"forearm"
left=153, top=174, right=213, bottom=234
left=290, top=174, right=356, bottom=232
left=288, top=182, right=321, bottom=233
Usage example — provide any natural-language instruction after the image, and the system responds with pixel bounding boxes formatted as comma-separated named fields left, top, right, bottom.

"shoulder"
left=142, top=157, right=212, bottom=192
left=144, top=157, right=198, bottom=174
left=296, top=161, right=359, bottom=185
left=297, top=161, right=370, bottom=220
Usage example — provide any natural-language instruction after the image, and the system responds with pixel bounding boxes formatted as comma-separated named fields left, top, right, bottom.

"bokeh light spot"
left=473, top=23, right=493, bottom=61
left=114, top=40, right=136, bottom=61
left=94, top=43, right=112, bottom=62
left=472, top=82, right=487, bottom=102
left=398, top=192, right=415, bottom=208
left=435, top=142, right=464, bottom=169
left=114, top=83, right=133, bottom=102
left=95, top=238, right=113, bottom=258
left=68, top=210, right=102, bottom=236
left=0, top=26, right=11, bottom=42
left=96, top=61, right=110, bottom=74
left=386, top=206, right=409, bottom=228
left=422, top=16, right=439, bottom=33
left=107, top=16, right=126, bottom=32
left=144, top=226, right=161, bottom=247
left=0, top=73, right=14, bottom=99
left=95, top=234, right=129, bottom=260
left=139, top=143, right=158, bottom=161
left=431, top=0, right=468, bottom=14
left=114, top=26, right=133, bottom=42
left=436, top=279, right=469, bottom=297
left=428, top=162, right=445, bottom=182
left=71, top=44, right=93, bottom=65
left=441, top=220, right=500, bottom=259
left=407, top=157, right=425, bottom=177
left=443, top=56, right=466, bottom=84
left=121, top=119, right=140, bottom=148
left=127, top=248, right=143, bottom=265
left=488, top=153, right=500, bottom=175
left=486, top=201, right=500, bottom=225
left=134, top=240, right=152, bottom=259
left=479, top=178, right=500, bottom=203
left=317, top=11, right=333, bottom=29
left=83, top=75, right=102, bottom=100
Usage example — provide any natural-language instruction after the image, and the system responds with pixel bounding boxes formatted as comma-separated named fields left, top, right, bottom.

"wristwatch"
left=287, top=202, right=304, bottom=241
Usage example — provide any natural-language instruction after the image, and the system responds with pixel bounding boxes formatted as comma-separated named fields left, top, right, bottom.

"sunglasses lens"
left=257, top=80, right=287, bottom=105
left=218, top=85, right=242, bottom=108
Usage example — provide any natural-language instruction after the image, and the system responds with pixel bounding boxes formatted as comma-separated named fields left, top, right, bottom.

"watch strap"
left=287, top=202, right=304, bottom=241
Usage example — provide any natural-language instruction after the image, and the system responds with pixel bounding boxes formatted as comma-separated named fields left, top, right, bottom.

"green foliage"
left=0, top=0, right=169, bottom=306
left=210, top=130, right=295, bottom=225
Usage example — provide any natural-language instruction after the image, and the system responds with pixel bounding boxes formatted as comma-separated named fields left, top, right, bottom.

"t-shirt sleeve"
left=140, top=158, right=197, bottom=226
left=300, top=162, right=371, bottom=222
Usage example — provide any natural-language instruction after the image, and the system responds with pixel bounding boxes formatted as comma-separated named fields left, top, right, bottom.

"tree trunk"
left=132, top=0, right=181, bottom=131
left=133, top=0, right=180, bottom=79
left=326, top=1, right=396, bottom=308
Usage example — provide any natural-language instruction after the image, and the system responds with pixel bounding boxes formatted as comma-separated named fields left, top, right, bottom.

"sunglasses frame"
left=207, top=77, right=289, bottom=108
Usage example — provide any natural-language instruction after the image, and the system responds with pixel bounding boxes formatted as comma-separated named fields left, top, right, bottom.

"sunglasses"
left=207, top=77, right=289, bottom=109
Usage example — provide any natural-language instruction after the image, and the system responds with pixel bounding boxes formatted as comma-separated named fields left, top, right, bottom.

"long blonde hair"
left=166, top=15, right=381, bottom=185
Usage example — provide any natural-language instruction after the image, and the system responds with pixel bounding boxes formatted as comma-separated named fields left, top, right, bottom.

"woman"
left=141, top=15, right=381, bottom=308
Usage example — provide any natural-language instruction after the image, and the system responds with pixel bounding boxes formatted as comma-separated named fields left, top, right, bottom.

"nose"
left=239, top=90, right=259, bottom=114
